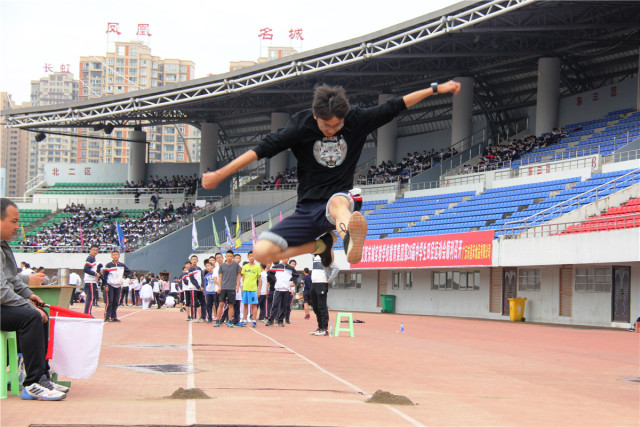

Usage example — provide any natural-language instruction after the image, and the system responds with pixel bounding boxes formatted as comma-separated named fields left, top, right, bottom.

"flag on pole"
left=279, top=212, right=283, bottom=222
left=224, top=216, right=233, bottom=249
left=115, top=222, right=125, bottom=250
left=46, top=305, right=102, bottom=379
left=20, top=225, right=26, bottom=242
left=191, top=217, right=199, bottom=251
left=235, top=215, right=242, bottom=249
left=268, top=212, right=272, bottom=229
left=212, top=218, right=220, bottom=247
left=251, top=215, right=257, bottom=246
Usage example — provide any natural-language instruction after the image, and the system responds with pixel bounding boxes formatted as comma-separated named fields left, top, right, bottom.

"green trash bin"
left=380, top=294, right=396, bottom=313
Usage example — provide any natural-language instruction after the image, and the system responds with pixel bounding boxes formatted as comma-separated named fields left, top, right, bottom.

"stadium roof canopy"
left=3, top=0, right=640, bottom=160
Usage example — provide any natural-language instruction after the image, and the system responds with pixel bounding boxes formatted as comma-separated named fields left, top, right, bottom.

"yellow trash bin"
left=508, top=298, right=527, bottom=322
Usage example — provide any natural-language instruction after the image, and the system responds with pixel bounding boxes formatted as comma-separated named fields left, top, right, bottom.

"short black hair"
left=226, top=250, right=234, bottom=255
left=312, top=84, right=350, bottom=120
left=0, top=198, right=17, bottom=220
left=248, top=250, right=253, bottom=256
left=304, top=268, right=310, bottom=274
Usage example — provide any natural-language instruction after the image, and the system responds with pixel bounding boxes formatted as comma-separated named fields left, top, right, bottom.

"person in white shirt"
left=68, top=271, right=82, bottom=305
left=130, top=274, right=140, bottom=306
left=119, top=276, right=131, bottom=306
left=139, top=281, right=154, bottom=309
left=258, top=264, right=268, bottom=320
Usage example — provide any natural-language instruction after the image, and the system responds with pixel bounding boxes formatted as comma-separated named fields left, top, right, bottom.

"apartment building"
left=0, top=93, right=30, bottom=197
left=78, top=41, right=200, bottom=164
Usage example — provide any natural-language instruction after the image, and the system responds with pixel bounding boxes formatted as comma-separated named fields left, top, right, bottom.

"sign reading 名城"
left=351, top=230, right=494, bottom=269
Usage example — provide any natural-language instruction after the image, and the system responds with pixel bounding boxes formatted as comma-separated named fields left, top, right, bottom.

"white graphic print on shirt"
left=313, top=136, right=347, bottom=168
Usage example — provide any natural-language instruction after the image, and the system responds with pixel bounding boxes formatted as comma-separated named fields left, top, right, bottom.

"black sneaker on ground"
left=264, top=319, right=274, bottom=326
left=41, top=375, right=69, bottom=393
left=111, top=318, right=121, bottom=323
left=343, top=211, right=367, bottom=264
left=314, top=232, right=335, bottom=267
left=285, top=320, right=290, bottom=324
left=309, top=328, right=321, bottom=335
left=277, top=321, right=285, bottom=327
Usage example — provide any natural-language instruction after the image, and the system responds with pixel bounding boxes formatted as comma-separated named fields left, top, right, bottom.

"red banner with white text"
left=351, top=230, right=494, bottom=269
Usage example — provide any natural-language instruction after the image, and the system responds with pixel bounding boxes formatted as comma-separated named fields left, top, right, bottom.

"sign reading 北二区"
left=351, top=230, right=494, bottom=268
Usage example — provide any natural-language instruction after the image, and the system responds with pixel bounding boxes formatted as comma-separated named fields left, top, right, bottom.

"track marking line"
left=186, top=320, right=196, bottom=425
left=250, top=328, right=425, bottom=427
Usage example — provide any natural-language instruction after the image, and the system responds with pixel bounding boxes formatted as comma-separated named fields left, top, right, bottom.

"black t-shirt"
left=252, top=97, right=407, bottom=202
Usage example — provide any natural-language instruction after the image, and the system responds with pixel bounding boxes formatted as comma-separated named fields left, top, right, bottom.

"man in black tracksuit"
left=83, top=244, right=100, bottom=315
left=186, top=255, right=206, bottom=322
left=265, top=259, right=298, bottom=327
left=309, top=255, right=339, bottom=336
left=102, top=250, right=132, bottom=322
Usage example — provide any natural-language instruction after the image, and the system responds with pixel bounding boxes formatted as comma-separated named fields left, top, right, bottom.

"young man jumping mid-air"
left=202, top=81, right=461, bottom=266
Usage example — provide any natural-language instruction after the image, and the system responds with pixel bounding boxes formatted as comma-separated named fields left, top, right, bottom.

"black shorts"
left=303, top=293, right=311, bottom=303
left=219, top=289, right=236, bottom=304
left=259, top=194, right=354, bottom=250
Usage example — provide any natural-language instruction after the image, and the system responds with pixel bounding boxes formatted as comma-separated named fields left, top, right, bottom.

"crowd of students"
left=464, top=127, right=570, bottom=173
left=124, top=174, right=200, bottom=195
left=356, top=148, right=459, bottom=185
left=20, top=202, right=200, bottom=253
left=259, top=168, right=299, bottom=190
left=75, top=247, right=338, bottom=336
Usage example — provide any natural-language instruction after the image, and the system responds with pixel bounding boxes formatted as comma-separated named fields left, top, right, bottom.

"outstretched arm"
left=403, top=80, right=461, bottom=109
left=202, top=150, right=259, bottom=190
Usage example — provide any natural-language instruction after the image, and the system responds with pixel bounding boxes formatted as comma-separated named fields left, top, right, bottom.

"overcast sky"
left=0, top=0, right=461, bottom=104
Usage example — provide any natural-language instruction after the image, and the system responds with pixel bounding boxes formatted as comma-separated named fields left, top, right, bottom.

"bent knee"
left=253, top=240, right=281, bottom=265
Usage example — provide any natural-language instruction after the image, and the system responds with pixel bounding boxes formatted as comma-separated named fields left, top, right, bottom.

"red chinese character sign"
left=258, top=27, right=274, bottom=40
left=351, top=231, right=494, bottom=269
left=137, top=24, right=152, bottom=36
left=106, top=23, right=121, bottom=35
left=288, top=28, right=304, bottom=40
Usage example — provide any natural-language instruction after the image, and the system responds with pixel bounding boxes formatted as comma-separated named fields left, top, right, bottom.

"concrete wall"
left=558, top=78, right=638, bottom=128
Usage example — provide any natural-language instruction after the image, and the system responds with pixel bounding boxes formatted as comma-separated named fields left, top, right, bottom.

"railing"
left=604, top=147, right=640, bottom=165
left=36, top=186, right=189, bottom=195
left=493, top=154, right=599, bottom=181
left=237, top=183, right=297, bottom=192
left=25, top=174, right=45, bottom=194
left=409, top=173, right=484, bottom=191
left=499, top=212, right=640, bottom=239
left=500, top=168, right=640, bottom=235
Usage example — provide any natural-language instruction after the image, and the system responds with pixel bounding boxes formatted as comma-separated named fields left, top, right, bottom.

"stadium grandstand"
left=2, top=0, right=639, bottom=329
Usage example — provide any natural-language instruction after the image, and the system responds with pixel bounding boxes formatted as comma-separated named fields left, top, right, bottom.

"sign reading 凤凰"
left=351, top=230, right=494, bottom=268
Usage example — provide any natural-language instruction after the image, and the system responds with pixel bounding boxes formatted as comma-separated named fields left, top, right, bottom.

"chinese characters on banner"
left=43, top=64, right=71, bottom=73
left=105, top=22, right=152, bottom=39
left=577, top=85, right=617, bottom=106
left=351, top=231, right=494, bottom=269
left=258, top=26, right=304, bottom=42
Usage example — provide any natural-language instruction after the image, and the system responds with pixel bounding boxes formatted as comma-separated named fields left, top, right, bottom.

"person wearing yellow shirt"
left=240, top=251, right=262, bottom=327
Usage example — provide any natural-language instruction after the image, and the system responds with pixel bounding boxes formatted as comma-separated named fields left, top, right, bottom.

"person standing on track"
left=83, top=244, right=100, bottom=316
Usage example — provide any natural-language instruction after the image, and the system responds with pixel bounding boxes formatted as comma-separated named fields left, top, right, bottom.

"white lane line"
left=186, top=320, right=196, bottom=425
left=250, top=328, right=425, bottom=427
